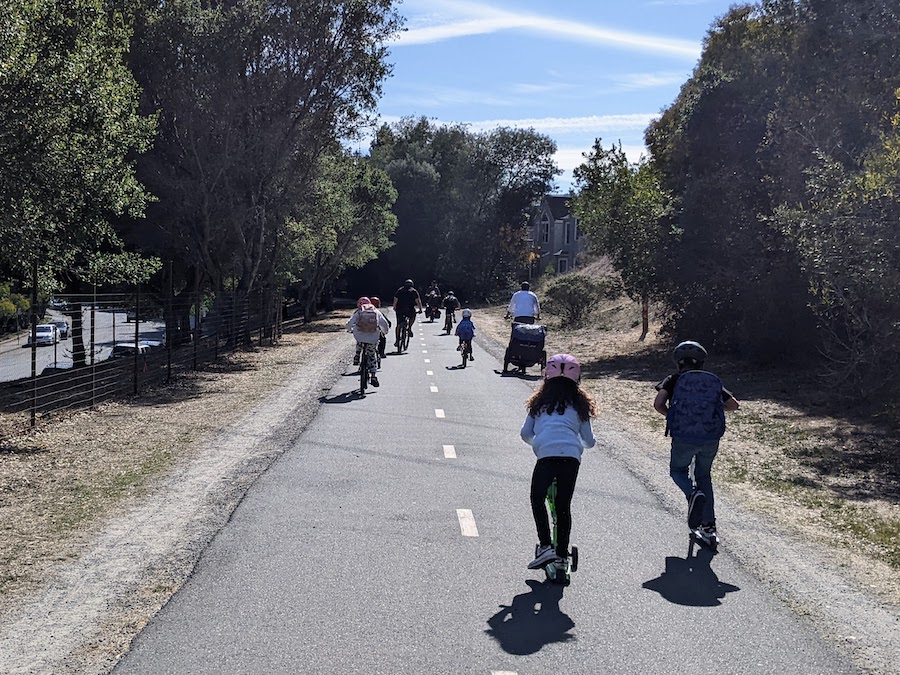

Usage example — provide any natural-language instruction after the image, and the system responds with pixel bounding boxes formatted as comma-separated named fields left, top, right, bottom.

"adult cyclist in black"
left=392, top=278, right=423, bottom=346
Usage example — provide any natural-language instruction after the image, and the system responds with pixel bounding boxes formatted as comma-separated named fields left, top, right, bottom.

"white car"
left=27, top=324, right=59, bottom=346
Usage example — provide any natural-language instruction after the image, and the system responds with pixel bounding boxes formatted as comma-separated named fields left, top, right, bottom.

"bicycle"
left=395, top=314, right=412, bottom=353
left=443, top=309, right=456, bottom=335
left=543, top=479, right=578, bottom=585
left=358, top=345, right=369, bottom=396
left=460, top=339, right=473, bottom=368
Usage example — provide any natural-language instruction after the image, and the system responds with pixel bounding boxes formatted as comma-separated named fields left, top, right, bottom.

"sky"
left=360, top=0, right=736, bottom=193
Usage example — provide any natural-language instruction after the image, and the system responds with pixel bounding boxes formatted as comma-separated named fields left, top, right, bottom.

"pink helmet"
left=357, top=296, right=371, bottom=309
left=545, top=353, right=581, bottom=383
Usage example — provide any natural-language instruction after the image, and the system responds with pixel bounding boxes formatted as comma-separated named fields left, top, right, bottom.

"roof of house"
left=545, top=194, right=573, bottom=220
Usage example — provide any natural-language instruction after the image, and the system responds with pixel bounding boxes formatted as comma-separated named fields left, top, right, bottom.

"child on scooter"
left=520, top=354, right=597, bottom=569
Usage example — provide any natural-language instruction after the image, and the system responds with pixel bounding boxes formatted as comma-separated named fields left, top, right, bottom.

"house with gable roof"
left=525, top=194, right=588, bottom=278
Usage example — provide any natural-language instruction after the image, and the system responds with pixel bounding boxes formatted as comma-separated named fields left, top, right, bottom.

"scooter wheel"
left=571, top=546, right=579, bottom=573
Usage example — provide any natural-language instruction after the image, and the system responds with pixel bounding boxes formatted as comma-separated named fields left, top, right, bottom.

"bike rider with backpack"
left=653, top=341, right=739, bottom=547
left=347, top=297, right=390, bottom=388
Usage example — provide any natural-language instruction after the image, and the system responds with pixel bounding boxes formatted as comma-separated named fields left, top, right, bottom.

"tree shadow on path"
left=485, top=579, right=575, bottom=655
left=642, top=549, right=740, bottom=606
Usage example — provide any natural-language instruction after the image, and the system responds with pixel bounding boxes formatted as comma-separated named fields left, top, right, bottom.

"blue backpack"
left=666, top=370, right=726, bottom=442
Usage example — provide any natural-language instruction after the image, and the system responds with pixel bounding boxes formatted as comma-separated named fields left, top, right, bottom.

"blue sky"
left=363, top=0, right=735, bottom=193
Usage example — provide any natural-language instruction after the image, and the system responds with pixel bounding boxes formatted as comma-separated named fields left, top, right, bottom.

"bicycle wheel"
left=444, top=312, right=452, bottom=334
left=395, top=319, right=404, bottom=353
left=462, top=341, right=470, bottom=367
left=401, top=319, right=410, bottom=352
left=359, top=349, right=368, bottom=395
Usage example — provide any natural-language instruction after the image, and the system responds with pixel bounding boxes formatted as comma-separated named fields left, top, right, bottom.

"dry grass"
left=0, top=313, right=346, bottom=616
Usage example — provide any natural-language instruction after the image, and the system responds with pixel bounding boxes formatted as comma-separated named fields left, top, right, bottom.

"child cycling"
left=520, top=354, right=597, bottom=569
left=455, top=308, right=475, bottom=362
left=347, top=296, right=389, bottom=388
left=441, top=290, right=460, bottom=334
left=653, top=341, right=739, bottom=546
left=370, top=296, right=390, bottom=359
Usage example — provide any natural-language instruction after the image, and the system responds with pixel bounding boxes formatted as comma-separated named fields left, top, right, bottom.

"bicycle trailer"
left=503, top=322, right=547, bottom=373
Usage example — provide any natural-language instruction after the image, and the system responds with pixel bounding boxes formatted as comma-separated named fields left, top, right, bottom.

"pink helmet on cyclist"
left=545, top=353, right=581, bottom=383
left=370, top=296, right=381, bottom=308
left=357, top=296, right=371, bottom=309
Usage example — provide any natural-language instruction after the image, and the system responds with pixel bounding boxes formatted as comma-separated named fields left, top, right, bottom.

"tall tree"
left=572, top=141, right=670, bottom=340
left=128, top=0, right=401, bottom=334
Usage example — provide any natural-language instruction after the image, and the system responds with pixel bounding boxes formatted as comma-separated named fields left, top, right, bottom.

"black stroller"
left=502, top=322, right=547, bottom=374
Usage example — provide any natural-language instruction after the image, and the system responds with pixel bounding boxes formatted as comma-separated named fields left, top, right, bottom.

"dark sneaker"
left=697, top=522, right=719, bottom=545
left=469, top=353, right=474, bottom=361
left=688, top=490, right=707, bottom=529
left=408, top=328, right=414, bottom=338
left=457, top=344, right=462, bottom=351
left=370, top=375, right=380, bottom=388
left=527, top=544, right=558, bottom=569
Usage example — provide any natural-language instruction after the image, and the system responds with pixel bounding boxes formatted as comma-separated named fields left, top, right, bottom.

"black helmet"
left=521, top=281, right=530, bottom=290
left=403, top=279, right=413, bottom=288
left=672, top=341, right=707, bottom=367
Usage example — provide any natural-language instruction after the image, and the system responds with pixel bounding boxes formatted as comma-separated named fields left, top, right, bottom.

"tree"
left=128, top=0, right=401, bottom=339
left=281, top=153, right=398, bottom=319
left=572, top=141, right=670, bottom=340
left=0, top=0, right=155, bottom=276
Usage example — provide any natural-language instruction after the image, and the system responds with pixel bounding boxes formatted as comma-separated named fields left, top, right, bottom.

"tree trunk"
left=639, top=295, right=649, bottom=341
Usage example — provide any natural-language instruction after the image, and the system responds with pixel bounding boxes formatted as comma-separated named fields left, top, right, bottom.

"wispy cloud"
left=463, top=113, right=659, bottom=136
left=395, top=0, right=700, bottom=59
left=609, top=72, right=687, bottom=91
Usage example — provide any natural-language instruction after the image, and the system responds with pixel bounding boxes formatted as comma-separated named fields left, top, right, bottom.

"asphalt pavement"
left=113, top=313, right=856, bottom=675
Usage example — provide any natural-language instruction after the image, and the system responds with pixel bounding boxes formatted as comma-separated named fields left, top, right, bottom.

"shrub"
left=544, top=273, right=621, bottom=327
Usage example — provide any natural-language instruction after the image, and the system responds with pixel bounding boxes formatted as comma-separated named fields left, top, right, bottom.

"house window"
left=558, top=258, right=568, bottom=273
left=564, top=221, right=572, bottom=245
left=541, top=215, right=550, bottom=243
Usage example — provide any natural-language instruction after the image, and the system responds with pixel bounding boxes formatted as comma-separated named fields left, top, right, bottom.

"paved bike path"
left=114, top=315, right=855, bottom=674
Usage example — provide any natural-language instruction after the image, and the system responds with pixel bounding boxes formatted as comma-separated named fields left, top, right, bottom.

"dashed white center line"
left=430, top=385, right=439, bottom=393
left=456, top=509, right=479, bottom=537
left=422, top=349, right=428, bottom=353
left=491, top=671, right=518, bottom=675
left=443, top=444, right=456, bottom=458
left=426, top=370, right=434, bottom=376
left=424, top=359, right=431, bottom=363
left=435, top=409, right=445, bottom=418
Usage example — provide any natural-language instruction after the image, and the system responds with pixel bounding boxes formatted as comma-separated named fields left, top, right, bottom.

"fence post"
left=29, top=258, right=37, bottom=428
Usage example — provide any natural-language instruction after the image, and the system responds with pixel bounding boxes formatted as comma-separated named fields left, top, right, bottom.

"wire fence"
left=0, top=284, right=284, bottom=432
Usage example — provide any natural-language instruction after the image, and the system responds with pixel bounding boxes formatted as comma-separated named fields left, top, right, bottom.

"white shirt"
left=508, top=290, right=540, bottom=318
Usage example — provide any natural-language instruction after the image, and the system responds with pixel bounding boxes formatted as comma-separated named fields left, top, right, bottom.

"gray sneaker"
left=527, top=544, right=559, bottom=569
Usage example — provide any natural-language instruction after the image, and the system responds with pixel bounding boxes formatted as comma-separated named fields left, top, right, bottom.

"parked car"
left=125, top=308, right=138, bottom=322
left=110, top=343, right=150, bottom=359
left=49, top=297, right=68, bottom=310
left=26, top=324, right=59, bottom=346
left=52, top=319, right=70, bottom=339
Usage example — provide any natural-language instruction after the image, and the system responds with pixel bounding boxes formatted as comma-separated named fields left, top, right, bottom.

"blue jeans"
left=670, top=438, right=720, bottom=524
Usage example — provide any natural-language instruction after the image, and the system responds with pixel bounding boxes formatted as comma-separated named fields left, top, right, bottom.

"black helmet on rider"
left=672, top=340, right=707, bottom=370
left=404, top=279, right=414, bottom=288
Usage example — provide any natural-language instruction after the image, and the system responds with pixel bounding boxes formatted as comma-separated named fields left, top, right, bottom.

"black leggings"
left=530, top=456, right=580, bottom=557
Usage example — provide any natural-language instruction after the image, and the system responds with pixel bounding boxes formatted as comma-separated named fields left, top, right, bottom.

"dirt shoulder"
left=475, top=303, right=900, bottom=674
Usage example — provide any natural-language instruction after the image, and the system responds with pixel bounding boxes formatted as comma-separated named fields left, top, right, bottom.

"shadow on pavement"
left=642, top=550, right=740, bottom=606
left=485, top=579, right=575, bottom=655
left=318, top=391, right=365, bottom=404
left=494, top=369, right=542, bottom=381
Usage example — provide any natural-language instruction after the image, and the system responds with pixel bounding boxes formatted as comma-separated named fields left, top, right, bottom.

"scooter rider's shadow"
left=642, top=549, right=740, bottom=607
left=484, top=579, right=576, bottom=655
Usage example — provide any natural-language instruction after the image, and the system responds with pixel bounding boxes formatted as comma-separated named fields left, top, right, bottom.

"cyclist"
left=370, top=296, right=390, bottom=359
left=455, top=308, right=475, bottom=362
left=505, top=281, right=541, bottom=324
left=424, top=281, right=442, bottom=322
left=442, top=290, right=460, bottom=334
left=392, top=279, right=423, bottom=347
left=520, top=354, right=597, bottom=570
left=347, top=297, right=389, bottom=388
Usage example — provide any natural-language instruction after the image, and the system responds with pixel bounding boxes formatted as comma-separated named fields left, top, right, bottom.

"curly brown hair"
left=526, top=377, right=597, bottom=421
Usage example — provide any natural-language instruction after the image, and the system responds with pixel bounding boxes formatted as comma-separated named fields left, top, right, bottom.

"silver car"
left=27, top=324, right=59, bottom=346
